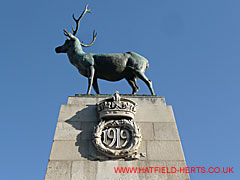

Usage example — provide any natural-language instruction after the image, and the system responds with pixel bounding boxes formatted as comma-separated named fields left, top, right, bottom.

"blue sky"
left=0, top=0, right=239, bottom=179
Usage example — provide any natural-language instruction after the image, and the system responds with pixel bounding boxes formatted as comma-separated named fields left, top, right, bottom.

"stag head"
left=55, top=4, right=97, bottom=54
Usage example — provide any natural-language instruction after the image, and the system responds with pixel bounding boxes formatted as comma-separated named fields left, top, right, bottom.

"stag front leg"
left=87, top=66, right=95, bottom=94
left=93, top=78, right=100, bottom=94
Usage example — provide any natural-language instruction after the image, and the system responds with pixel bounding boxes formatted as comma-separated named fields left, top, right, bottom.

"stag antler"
left=63, top=29, right=74, bottom=39
left=72, top=4, right=91, bottom=36
left=81, top=30, right=97, bottom=47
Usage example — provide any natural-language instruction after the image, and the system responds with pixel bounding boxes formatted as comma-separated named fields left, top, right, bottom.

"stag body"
left=55, top=5, right=155, bottom=95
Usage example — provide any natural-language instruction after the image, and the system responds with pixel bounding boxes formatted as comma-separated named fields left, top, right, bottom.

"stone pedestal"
left=45, top=94, right=189, bottom=180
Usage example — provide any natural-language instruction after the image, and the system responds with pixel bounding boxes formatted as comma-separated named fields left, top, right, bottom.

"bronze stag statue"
left=55, top=5, right=155, bottom=95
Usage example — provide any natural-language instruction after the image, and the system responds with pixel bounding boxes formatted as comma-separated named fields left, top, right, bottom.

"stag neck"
left=67, top=48, right=85, bottom=65
left=74, top=46, right=85, bottom=55
left=73, top=38, right=86, bottom=54
left=67, top=47, right=85, bottom=57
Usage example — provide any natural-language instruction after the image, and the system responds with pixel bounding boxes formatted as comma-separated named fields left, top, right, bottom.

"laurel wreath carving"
left=92, top=119, right=142, bottom=158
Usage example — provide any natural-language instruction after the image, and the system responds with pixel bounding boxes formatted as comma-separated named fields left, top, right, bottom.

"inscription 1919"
left=102, top=127, right=130, bottom=149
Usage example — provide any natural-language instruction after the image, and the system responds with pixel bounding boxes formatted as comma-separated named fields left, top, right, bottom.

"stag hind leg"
left=134, top=70, right=155, bottom=95
left=126, top=77, right=139, bottom=95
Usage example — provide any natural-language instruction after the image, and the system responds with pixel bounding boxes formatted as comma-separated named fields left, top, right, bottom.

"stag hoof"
left=132, top=87, right=140, bottom=95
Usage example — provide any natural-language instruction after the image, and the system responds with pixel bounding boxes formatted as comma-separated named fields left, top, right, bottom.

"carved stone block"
left=45, top=93, right=189, bottom=180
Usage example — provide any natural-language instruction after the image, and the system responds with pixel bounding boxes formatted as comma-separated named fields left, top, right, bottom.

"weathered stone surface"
left=58, top=104, right=99, bottom=122
left=54, top=122, right=98, bottom=141
left=45, top=95, right=189, bottom=179
left=71, top=161, right=97, bottom=180
left=67, top=96, right=102, bottom=105
left=54, top=122, right=80, bottom=141
left=153, top=122, right=180, bottom=140
left=60, top=96, right=174, bottom=123
left=137, top=123, right=154, bottom=140
left=45, top=161, right=71, bottom=180
left=146, top=141, right=185, bottom=161
left=138, top=141, right=147, bottom=160
left=49, top=140, right=88, bottom=161
left=68, top=95, right=166, bottom=106
left=135, top=105, right=175, bottom=122
left=95, top=161, right=122, bottom=180
left=88, top=140, right=108, bottom=161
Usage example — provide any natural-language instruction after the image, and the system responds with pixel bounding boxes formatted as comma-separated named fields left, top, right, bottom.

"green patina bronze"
left=55, top=5, right=155, bottom=95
